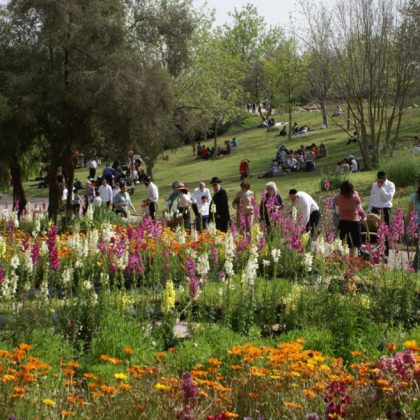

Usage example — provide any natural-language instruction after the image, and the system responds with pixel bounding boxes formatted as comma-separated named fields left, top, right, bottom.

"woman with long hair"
left=336, top=180, right=365, bottom=258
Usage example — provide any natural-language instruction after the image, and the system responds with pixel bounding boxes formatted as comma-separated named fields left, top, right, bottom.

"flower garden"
left=0, top=203, right=419, bottom=419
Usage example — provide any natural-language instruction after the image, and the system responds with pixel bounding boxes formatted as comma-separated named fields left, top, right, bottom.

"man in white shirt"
left=289, top=189, right=320, bottom=236
left=88, top=158, right=98, bottom=180
left=98, top=178, right=113, bottom=207
left=143, top=176, right=159, bottom=220
left=191, top=181, right=211, bottom=230
left=368, top=171, right=395, bottom=257
left=347, top=155, right=358, bottom=172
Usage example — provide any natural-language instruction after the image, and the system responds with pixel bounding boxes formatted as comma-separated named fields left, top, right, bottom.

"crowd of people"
left=260, top=142, right=327, bottom=178
left=192, top=138, right=238, bottom=160
left=336, top=155, right=359, bottom=174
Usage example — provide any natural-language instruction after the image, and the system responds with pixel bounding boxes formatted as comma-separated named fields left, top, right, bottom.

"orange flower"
left=223, top=412, right=239, bottom=418
left=18, top=343, right=32, bottom=352
left=63, top=368, right=75, bottom=376
left=248, top=392, right=259, bottom=398
left=304, top=389, right=317, bottom=398
left=61, top=411, right=74, bottom=417
left=283, top=401, right=303, bottom=410
left=83, top=373, right=97, bottom=380
left=13, top=386, right=25, bottom=393
left=124, top=347, right=134, bottom=356
left=119, top=383, right=132, bottom=390
left=100, top=385, right=117, bottom=394
left=230, top=365, right=241, bottom=370
left=387, top=342, right=397, bottom=351
left=66, top=361, right=80, bottom=369
left=403, top=340, right=419, bottom=351
left=208, top=358, right=222, bottom=366
left=351, top=351, right=362, bottom=357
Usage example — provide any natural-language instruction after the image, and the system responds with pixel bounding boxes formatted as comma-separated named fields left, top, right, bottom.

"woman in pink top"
left=336, top=180, right=364, bottom=257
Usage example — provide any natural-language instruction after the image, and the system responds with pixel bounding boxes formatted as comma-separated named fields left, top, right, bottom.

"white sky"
left=194, top=0, right=334, bottom=29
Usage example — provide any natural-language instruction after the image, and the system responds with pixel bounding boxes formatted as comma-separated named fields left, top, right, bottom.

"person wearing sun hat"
left=177, top=183, right=193, bottom=229
left=209, top=177, right=230, bottom=232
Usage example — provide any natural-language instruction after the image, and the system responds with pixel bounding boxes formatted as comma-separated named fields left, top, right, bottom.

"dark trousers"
left=89, top=168, right=96, bottom=180
left=371, top=207, right=391, bottom=256
left=179, top=208, right=191, bottom=230
left=306, top=210, right=320, bottom=236
left=192, top=203, right=201, bottom=230
left=148, top=202, right=157, bottom=220
left=201, top=215, right=209, bottom=229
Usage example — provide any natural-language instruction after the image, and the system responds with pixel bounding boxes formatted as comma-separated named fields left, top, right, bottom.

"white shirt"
left=350, top=158, right=358, bottom=172
left=199, top=201, right=210, bottom=216
left=178, top=192, right=192, bottom=208
left=294, top=191, right=319, bottom=225
left=368, top=180, right=395, bottom=210
left=146, top=182, right=159, bottom=202
left=192, top=187, right=211, bottom=204
left=88, top=159, right=97, bottom=169
left=98, top=184, right=113, bottom=203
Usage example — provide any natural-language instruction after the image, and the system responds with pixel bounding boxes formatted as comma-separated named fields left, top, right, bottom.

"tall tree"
left=262, top=36, right=305, bottom=140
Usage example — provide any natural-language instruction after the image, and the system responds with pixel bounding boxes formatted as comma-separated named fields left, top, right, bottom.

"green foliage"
left=382, top=152, right=420, bottom=187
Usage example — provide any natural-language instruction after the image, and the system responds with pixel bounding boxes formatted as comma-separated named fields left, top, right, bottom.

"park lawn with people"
left=20, top=106, right=420, bottom=215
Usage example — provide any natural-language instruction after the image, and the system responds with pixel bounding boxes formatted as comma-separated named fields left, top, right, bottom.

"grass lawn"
left=21, top=106, right=420, bottom=213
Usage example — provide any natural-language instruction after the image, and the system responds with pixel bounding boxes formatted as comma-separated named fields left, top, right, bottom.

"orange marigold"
left=18, top=343, right=32, bottom=352
left=387, top=342, right=397, bottom=352
left=283, top=401, right=303, bottom=410
left=124, top=347, right=134, bottom=356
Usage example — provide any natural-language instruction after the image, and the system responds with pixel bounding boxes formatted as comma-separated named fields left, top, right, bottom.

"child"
left=199, top=195, right=210, bottom=230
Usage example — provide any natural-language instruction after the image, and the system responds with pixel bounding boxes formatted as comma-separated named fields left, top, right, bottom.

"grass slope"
left=21, top=106, right=420, bottom=213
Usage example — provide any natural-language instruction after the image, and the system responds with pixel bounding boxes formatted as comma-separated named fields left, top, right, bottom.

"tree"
left=331, top=0, right=418, bottom=168
left=262, top=36, right=305, bottom=140
left=299, top=0, right=334, bottom=128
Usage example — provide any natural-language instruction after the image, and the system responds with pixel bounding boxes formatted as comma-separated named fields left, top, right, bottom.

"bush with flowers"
left=0, top=201, right=418, bottom=417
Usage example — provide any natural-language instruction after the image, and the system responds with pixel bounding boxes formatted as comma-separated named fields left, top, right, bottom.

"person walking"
left=368, top=171, right=395, bottom=258
left=142, top=176, right=159, bottom=220
left=113, top=181, right=136, bottom=218
left=98, top=178, right=113, bottom=207
left=88, top=158, right=98, bottom=180
left=210, top=177, right=230, bottom=232
left=288, top=189, right=320, bottom=236
left=260, top=182, right=284, bottom=233
left=192, top=181, right=211, bottom=230
left=232, top=180, right=254, bottom=234
left=335, top=181, right=365, bottom=258
left=177, top=183, right=193, bottom=229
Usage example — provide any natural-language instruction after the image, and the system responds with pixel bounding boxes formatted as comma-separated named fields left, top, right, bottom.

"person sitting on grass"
left=346, top=131, right=359, bottom=145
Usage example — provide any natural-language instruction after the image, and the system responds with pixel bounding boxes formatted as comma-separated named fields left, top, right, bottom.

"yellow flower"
left=42, top=399, right=55, bottom=406
left=154, top=383, right=171, bottom=391
left=403, top=340, right=419, bottom=351
left=114, top=373, right=128, bottom=381
left=161, top=279, right=176, bottom=314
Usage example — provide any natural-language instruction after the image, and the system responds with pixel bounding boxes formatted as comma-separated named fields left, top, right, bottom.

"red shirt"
left=336, top=192, right=361, bottom=221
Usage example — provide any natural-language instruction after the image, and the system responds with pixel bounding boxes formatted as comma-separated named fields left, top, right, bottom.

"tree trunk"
left=145, top=157, right=154, bottom=180
left=47, top=164, right=61, bottom=223
left=320, top=100, right=328, bottom=128
left=346, top=104, right=351, bottom=131
left=10, top=156, right=27, bottom=219
left=213, top=121, right=218, bottom=159
left=287, top=103, right=292, bottom=141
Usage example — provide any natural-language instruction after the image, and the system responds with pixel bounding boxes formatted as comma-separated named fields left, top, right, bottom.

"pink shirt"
left=336, top=192, right=361, bottom=221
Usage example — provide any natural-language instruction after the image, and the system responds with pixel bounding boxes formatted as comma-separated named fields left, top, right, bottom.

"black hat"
left=210, top=176, right=222, bottom=184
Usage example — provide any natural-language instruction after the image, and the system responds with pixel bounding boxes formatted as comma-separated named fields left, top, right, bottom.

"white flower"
left=61, top=267, right=73, bottom=287
left=262, top=259, right=270, bottom=267
left=224, top=259, right=234, bottom=277
left=218, top=287, right=223, bottom=296
left=82, top=280, right=93, bottom=291
left=91, top=292, right=98, bottom=305
left=10, top=255, right=20, bottom=270
left=85, top=205, right=94, bottom=224
left=40, top=240, right=49, bottom=256
left=190, top=228, right=198, bottom=242
left=208, top=222, right=217, bottom=237
left=24, top=250, right=33, bottom=272
left=210, top=203, right=216, bottom=214
left=196, top=253, right=210, bottom=277
left=40, top=279, right=49, bottom=300
left=176, top=225, right=186, bottom=244
left=304, top=253, right=313, bottom=272
left=271, top=248, right=281, bottom=263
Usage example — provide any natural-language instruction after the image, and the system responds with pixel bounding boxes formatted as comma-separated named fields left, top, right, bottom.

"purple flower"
left=218, top=271, right=225, bottom=280
left=31, top=243, right=40, bottom=266
left=306, top=414, right=320, bottom=420
left=189, top=276, right=199, bottom=299
left=391, top=207, right=405, bottom=242
left=0, top=266, right=4, bottom=285
left=407, top=210, right=418, bottom=240
left=47, top=225, right=60, bottom=271
left=181, top=372, right=198, bottom=403
left=324, top=178, right=331, bottom=191
left=185, top=258, right=196, bottom=278
left=211, top=246, right=218, bottom=265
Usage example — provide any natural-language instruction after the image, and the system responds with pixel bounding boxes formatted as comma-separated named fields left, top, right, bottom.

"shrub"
left=382, top=153, right=419, bottom=187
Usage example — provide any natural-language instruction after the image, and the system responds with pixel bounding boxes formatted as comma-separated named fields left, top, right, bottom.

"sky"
left=193, top=0, right=337, bottom=30
left=194, top=0, right=302, bottom=29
